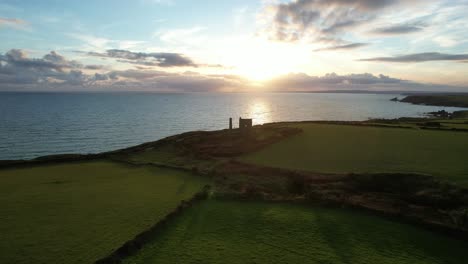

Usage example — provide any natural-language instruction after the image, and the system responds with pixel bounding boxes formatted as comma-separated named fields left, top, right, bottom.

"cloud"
left=0, top=17, right=28, bottom=30
left=2, top=50, right=465, bottom=92
left=0, top=49, right=106, bottom=87
left=265, top=72, right=465, bottom=92
left=84, top=64, right=107, bottom=70
left=267, top=72, right=401, bottom=90
left=87, top=49, right=198, bottom=67
left=1, top=49, right=82, bottom=71
left=260, top=0, right=407, bottom=43
left=371, top=24, right=425, bottom=35
left=314, top=43, right=369, bottom=51
left=92, top=73, right=109, bottom=81
left=0, top=49, right=244, bottom=91
left=104, top=69, right=248, bottom=92
left=360, top=52, right=468, bottom=62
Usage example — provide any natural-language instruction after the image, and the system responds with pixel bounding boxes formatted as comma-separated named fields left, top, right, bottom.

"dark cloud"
left=1, top=49, right=82, bottom=71
left=315, top=43, right=369, bottom=51
left=371, top=24, right=425, bottom=35
left=0, top=50, right=244, bottom=91
left=336, top=0, right=397, bottom=10
left=84, top=64, right=107, bottom=70
left=264, top=0, right=405, bottom=43
left=360, top=52, right=468, bottom=62
left=0, top=49, right=107, bottom=87
left=322, top=19, right=366, bottom=34
left=87, top=49, right=197, bottom=67
left=93, top=73, right=109, bottom=81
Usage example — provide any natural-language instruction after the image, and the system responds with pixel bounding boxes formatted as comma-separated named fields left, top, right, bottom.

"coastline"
left=2, top=118, right=468, bottom=166
left=398, top=94, right=468, bottom=108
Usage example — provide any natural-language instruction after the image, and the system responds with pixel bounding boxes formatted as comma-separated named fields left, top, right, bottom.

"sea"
left=1, top=92, right=466, bottom=160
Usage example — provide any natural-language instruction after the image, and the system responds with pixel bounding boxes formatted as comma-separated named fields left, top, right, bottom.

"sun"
left=223, top=38, right=307, bottom=82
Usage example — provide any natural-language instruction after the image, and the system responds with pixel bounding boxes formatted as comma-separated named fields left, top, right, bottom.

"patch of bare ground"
left=114, top=125, right=302, bottom=158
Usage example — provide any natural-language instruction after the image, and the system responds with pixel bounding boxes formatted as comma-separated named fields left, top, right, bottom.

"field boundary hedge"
left=94, top=185, right=211, bottom=264
left=212, top=192, right=468, bottom=241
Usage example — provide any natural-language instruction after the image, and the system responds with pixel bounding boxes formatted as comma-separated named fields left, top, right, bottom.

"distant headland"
left=393, top=94, right=468, bottom=108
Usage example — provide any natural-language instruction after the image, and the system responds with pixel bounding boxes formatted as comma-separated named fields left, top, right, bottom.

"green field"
left=241, top=123, right=468, bottom=185
left=0, top=160, right=209, bottom=264
left=2, top=123, right=468, bottom=264
left=124, top=200, right=468, bottom=264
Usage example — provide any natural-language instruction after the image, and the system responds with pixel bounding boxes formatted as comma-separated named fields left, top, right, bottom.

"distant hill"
left=400, top=95, right=468, bottom=107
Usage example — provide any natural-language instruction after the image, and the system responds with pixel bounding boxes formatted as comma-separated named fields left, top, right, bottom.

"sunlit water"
left=1, top=92, right=466, bottom=160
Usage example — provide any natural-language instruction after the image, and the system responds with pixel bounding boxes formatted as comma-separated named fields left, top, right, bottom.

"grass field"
left=434, top=119, right=468, bottom=129
left=0, top=160, right=209, bottom=264
left=241, top=123, right=468, bottom=185
left=123, top=200, right=468, bottom=264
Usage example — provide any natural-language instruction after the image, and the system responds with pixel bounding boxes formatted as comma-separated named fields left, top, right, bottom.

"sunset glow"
left=0, top=0, right=467, bottom=92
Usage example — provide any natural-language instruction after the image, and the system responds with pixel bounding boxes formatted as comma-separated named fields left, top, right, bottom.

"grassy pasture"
left=0, top=160, right=208, bottom=264
left=241, top=123, right=468, bottom=185
left=433, top=119, right=468, bottom=130
left=124, top=200, right=468, bottom=264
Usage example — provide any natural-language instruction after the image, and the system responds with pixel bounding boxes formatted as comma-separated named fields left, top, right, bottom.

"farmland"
left=2, top=117, right=468, bottom=264
left=0, top=160, right=209, bottom=264
left=241, top=123, right=468, bottom=185
left=124, top=200, right=468, bottom=264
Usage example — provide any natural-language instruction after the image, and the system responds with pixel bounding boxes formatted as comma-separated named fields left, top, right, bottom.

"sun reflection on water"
left=247, top=100, right=272, bottom=125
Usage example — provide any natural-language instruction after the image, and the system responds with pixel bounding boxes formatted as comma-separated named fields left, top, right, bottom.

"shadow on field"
left=314, top=213, right=354, bottom=264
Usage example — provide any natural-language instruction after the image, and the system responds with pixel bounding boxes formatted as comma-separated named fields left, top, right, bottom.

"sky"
left=0, top=0, right=468, bottom=92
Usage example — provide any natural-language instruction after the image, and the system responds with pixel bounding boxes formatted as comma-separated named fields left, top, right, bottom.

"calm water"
left=1, top=92, right=466, bottom=160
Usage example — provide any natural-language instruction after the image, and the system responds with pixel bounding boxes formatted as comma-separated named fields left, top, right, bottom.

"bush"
left=287, top=176, right=307, bottom=195
left=349, top=173, right=434, bottom=194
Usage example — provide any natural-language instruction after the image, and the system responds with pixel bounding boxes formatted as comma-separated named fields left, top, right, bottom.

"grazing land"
left=123, top=200, right=468, bottom=264
left=400, top=95, right=468, bottom=107
left=0, top=160, right=209, bottom=264
left=2, top=118, right=468, bottom=264
left=241, top=123, right=468, bottom=185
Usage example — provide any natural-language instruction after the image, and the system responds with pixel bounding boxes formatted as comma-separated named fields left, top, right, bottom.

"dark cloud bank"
left=0, top=49, right=244, bottom=91
left=361, top=52, right=468, bottom=62
left=0, top=49, right=90, bottom=86
left=371, top=24, right=425, bottom=35
left=0, top=49, right=465, bottom=92
left=87, top=49, right=198, bottom=67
